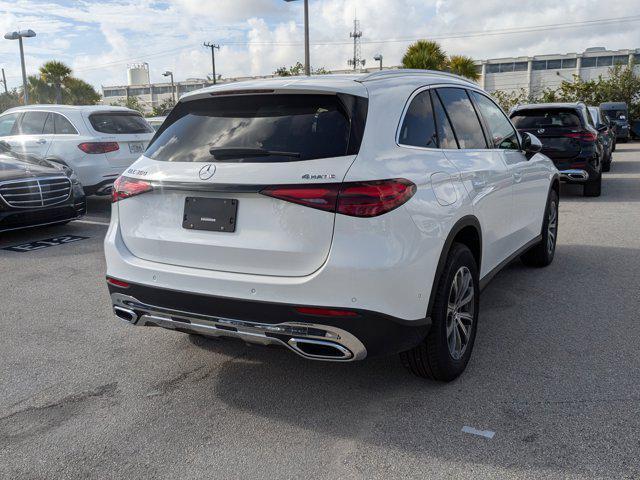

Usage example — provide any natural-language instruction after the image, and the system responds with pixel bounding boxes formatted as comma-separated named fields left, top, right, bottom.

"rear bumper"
left=108, top=281, right=430, bottom=361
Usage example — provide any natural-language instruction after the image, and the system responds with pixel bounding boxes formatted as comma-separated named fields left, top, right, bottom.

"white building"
left=101, top=47, right=640, bottom=113
left=477, top=47, right=640, bottom=96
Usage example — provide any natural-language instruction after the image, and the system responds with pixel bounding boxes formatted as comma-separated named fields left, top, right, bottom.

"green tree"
left=39, top=60, right=72, bottom=104
left=274, top=62, right=329, bottom=76
left=27, top=60, right=100, bottom=105
left=151, top=97, right=175, bottom=117
left=448, top=55, right=479, bottom=81
left=110, top=96, right=145, bottom=114
left=0, top=90, right=20, bottom=113
left=401, top=40, right=448, bottom=70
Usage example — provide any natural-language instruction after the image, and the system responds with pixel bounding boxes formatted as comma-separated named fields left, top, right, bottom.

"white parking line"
left=74, top=219, right=110, bottom=226
left=462, top=426, right=496, bottom=439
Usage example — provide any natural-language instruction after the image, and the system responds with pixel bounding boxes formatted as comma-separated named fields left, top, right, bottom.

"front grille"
left=0, top=176, right=72, bottom=209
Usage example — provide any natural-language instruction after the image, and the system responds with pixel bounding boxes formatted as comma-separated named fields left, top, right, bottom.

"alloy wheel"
left=446, top=266, right=475, bottom=360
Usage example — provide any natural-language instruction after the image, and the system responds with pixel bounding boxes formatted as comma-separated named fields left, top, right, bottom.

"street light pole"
left=163, top=71, right=175, bottom=104
left=284, top=0, right=310, bottom=76
left=374, top=54, right=383, bottom=71
left=4, top=29, right=36, bottom=105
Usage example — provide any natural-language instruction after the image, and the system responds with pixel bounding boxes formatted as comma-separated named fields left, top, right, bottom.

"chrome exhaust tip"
left=287, top=338, right=353, bottom=360
left=560, top=169, right=589, bottom=182
left=113, top=306, right=138, bottom=324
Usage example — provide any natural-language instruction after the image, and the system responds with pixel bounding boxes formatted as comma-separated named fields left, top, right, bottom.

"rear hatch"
left=85, top=111, right=155, bottom=170
left=511, top=108, right=584, bottom=162
left=116, top=91, right=368, bottom=277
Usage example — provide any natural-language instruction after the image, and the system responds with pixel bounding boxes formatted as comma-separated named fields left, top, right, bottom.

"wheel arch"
left=426, top=215, right=482, bottom=318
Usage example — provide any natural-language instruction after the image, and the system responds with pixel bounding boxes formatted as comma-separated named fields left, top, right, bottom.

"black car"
left=0, top=143, right=86, bottom=232
left=588, top=106, right=615, bottom=172
left=600, top=102, right=630, bottom=142
left=510, top=102, right=604, bottom=197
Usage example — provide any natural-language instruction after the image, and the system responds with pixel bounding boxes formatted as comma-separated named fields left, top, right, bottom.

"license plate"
left=128, top=142, right=144, bottom=154
left=183, top=197, right=238, bottom=232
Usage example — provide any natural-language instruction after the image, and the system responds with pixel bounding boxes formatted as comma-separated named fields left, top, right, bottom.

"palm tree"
left=401, top=40, right=448, bottom=70
left=39, top=61, right=72, bottom=104
left=64, top=78, right=100, bottom=105
left=448, top=55, right=480, bottom=81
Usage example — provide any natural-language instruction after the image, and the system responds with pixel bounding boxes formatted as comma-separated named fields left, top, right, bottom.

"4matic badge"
left=302, top=174, right=336, bottom=180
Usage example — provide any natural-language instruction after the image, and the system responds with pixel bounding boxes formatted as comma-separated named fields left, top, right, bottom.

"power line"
left=218, top=15, right=640, bottom=46
left=203, top=42, right=220, bottom=84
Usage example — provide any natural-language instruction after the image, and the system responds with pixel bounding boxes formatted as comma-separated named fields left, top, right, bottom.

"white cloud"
left=0, top=0, right=638, bottom=92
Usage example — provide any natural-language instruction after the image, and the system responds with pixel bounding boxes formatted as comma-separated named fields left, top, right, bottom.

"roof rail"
left=357, top=69, right=477, bottom=84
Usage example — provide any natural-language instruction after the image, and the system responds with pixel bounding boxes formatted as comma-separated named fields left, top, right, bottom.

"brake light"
left=78, top=142, right=120, bottom=154
left=564, top=132, right=597, bottom=142
left=260, top=179, right=416, bottom=218
left=111, top=176, right=153, bottom=203
left=294, top=307, right=358, bottom=317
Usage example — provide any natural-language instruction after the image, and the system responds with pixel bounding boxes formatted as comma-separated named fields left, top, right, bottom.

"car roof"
left=599, top=102, right=627, bottom=109
left=180, top=69, right=478, bottom=102
left=2, top=104, right=139, bottom=115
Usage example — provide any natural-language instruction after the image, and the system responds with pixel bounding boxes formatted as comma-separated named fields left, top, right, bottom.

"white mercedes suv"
left=0, top=105, right=155, bottom=195
left=105, top=70, right=559, bottom=381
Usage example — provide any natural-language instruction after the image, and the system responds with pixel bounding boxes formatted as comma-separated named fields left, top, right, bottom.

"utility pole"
left=1, top=68, right=7, bottom=94
left=373, top=54, right=383, bottom=71
left=284, top=0, right=310, bottom=76
left=347, top=18, right=365, bottom=71
left=203, top=42, right=220, bottom=84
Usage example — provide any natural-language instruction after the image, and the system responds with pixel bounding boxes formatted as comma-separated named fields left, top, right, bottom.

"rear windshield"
left=145, top=94, right=368, bottom=163
left=511, top=109, right=583, bottom=129
left=603, top=110, right=627, bottom=121
left=89, top=112, right=154, bottom=134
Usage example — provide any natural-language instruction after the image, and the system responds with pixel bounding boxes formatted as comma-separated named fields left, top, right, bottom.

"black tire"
left=602, top=155, right=611, bottom=173
left=401, top=243, right=479, bottom=382
left=583, top=172, right=602, bottom=197
left=612, top=140, right=616, bottom=152
left=521, top=189, right=558, bottom=268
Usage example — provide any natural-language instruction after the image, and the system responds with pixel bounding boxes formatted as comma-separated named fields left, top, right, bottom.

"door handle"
left=513, top=171, right=523, bottom=183
left=36, top=139, right=47, bottom=145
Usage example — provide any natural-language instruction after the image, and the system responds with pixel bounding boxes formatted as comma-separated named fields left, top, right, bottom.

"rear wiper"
left=210, top=147, right=301, bottom=160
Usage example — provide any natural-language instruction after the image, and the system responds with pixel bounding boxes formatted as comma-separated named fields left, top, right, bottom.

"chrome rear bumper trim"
left=111, top=293, right=367, bottom=362
left=559, top=169, right=589, bottom=182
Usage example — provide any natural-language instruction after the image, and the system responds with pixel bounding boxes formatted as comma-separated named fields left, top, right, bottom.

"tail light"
left=564, top=132, right=597, bottom=142
left=111, top=176, right=153, bottom=203
left=78, top=142, right=120, bottom=154
left=260, top=179, right=416, bottom=218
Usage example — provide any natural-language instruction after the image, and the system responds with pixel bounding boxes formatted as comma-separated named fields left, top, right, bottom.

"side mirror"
left=522, top=132, right=542, bottom=155
left=0, top=140, right=11, bottom=153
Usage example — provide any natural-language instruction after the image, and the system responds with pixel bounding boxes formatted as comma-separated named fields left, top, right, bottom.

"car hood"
left=0, top=153, right=65, bottom=182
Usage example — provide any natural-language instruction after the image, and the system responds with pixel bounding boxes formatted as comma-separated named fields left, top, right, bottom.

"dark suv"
left=600, top=102, right=630, bottom=142
left=510, top=103, right=604, bottom=197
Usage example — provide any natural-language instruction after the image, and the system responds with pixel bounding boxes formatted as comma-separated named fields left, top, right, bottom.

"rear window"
left=511, top=109, right=583, bottom=129
left=89, top=112, right=153, bottom=134
left=146, top=94, right=368, bottom=163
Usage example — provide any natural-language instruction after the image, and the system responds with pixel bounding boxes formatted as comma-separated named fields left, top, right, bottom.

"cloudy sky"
left=0, top=0, right=639, bottom=91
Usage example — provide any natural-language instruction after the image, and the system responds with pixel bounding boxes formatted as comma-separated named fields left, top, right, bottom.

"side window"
left=17, top=111, right=49, bottom=135
left=0, top=113, right=20, bottom=137
left=431, top=92, right=458, bottom=149
left=399, top=91, right=437, bottom=148
left=471, top=92, right=520, bottom=150
left=53, top=113, right=78, bottom=134
left=436, top=88, right=487, bottom=149
left=43, top=113, right=55, bottom=134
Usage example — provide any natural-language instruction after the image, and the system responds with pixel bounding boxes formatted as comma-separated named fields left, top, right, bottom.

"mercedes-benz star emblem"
left=538, top=128, right=545, bottom=134
left=198, top=164, right=216, bottom=180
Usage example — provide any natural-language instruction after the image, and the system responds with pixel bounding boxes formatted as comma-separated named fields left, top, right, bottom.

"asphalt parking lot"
left=1, top=144, right=639, bottom=480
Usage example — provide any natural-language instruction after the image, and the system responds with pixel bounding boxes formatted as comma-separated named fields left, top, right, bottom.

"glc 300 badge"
left=199, top=164, right=216, bottom=180
left=302, top=174, right=336, bottom=180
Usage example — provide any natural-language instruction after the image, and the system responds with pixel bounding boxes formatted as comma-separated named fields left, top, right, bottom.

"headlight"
left=61, top=164, right=80, bottom=185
